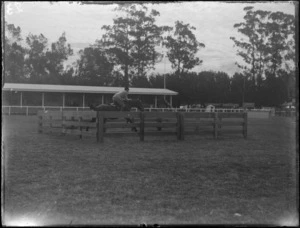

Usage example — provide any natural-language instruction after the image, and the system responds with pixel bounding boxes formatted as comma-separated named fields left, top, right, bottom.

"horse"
left=89, top=99, right=144, bottom=132
left=90, top=99, right=144, bottom=112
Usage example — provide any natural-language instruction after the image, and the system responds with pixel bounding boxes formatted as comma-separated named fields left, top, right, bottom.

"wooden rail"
left=38, top=110, right=97, bottom=138
left=182, top=112, right=247, bottom=139
left=38, top=111, right=248, bottom=142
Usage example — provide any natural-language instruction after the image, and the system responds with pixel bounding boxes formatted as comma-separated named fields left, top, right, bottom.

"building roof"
left=2, top=83, right=178, bottom=96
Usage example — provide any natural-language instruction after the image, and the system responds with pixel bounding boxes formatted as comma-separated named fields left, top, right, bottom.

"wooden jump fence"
left=38, top=110, right=248, bottom=142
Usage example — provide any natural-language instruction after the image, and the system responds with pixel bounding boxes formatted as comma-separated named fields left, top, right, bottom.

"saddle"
left=110, top=103, right=123, bottom=111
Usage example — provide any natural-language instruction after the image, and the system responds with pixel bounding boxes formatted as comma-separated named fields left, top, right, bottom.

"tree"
left=45, top=32, right=73, bottom=83
left=100, top=4, right=171, bottom=87
left=213, top=72, right=231, bottom=103
left=230, top=73, right=244, bottom=105
left=60, top=66, right=76, bottom=85
left=25, top=33, right=49, bottom=83
left=260, top=71, right=287, bottom=106
left=149, top=73, right=164, bottom=88
left=164, top=21, right=205, bottom=75
left=265, top=11, right=295, bottom=76
left=25, top=32, right=73, bottom=84
left=263, top=11, right=296, bottom=104
left=231, top=7, right=295, bottom=82
left=76, top=46, right=114, bottom=86
left=128, top=5, right=171, bottom=77
left=4, top=22, right=26, bottom=83
left=131, top=75, right=151, bottom=88
left=231, top=7, right=295, bottom=106
left=230, top=7, right=271, bottom=86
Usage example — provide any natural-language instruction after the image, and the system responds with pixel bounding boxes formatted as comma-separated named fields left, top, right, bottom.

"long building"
left=2, top=83, right=178, bottom=108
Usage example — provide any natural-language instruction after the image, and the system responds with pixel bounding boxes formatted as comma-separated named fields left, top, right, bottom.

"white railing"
left=2, top=105, right=91, bottom=116
left=2, top=105, right=295, bottom=117
left=143, top=108, right=246, bottom=113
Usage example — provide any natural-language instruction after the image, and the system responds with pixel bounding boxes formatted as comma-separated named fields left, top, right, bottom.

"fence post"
left=26, top=106, right=29, bottom=116
left=219, top=114, right=222, bottom=131
left=177, top=112, right=184, bottom=140
left=139, top=112, right=145, bottom=141
left=214, top=112, right=218, bottom=139
left=176, top=112, right=180, bottom=140
left=79, top=116, right=83, bottom=139
left=49, top=115, right=53, bottom=133
left=8, top=106, right=11, bottom=116
left=38, top=112, right=43, bottom=133
left=97, top=111, right=104, bottom=143
left=243, top=112, right=248, bottom=139
left=61, top=113, right=66, bottom=135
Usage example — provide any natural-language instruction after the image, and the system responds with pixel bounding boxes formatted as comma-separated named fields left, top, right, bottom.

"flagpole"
left=163, top=53, right=166, bottom=100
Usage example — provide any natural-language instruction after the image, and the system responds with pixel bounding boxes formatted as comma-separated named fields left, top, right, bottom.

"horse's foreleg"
left=126, top=118, right=131, bottom=124
left=126, top=117, right=137, bottom=132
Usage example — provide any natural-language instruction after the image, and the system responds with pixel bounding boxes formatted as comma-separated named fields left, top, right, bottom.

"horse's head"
left=125, top=99, right=144, bottom=111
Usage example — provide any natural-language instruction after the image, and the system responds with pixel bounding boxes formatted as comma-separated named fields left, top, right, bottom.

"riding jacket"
left=113, top=90, right=129, bottom=101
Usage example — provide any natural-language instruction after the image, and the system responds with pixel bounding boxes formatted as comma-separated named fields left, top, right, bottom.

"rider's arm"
left=124, top=91, right=129, bottom=100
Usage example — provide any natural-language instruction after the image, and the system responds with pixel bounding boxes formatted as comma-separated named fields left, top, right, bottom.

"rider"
left=112, top=86, right=130, bottom=111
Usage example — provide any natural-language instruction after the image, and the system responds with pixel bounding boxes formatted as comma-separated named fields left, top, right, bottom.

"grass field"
left=2, top=115, right=298, bottom=226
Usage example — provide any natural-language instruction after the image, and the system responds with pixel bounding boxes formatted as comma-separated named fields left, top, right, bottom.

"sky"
left=4, top=1, right=296, bottom=76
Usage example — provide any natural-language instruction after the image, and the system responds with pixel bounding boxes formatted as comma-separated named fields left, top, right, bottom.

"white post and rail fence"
left=2, top=105, right=296, bottom=118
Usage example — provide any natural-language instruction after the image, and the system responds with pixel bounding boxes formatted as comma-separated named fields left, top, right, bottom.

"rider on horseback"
left=112, top=87, right=130, bottom=111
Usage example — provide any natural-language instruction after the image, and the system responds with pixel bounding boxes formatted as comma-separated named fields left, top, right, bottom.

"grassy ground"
left=2, top=115, right=298, bottom=226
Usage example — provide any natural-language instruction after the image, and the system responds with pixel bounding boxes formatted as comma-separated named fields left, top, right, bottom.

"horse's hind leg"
left=86, top=117, right=95, bottom=131
left=132, top=125, right=137, bottom=132
left=157, top=118, right=162, bottom=131
left=79, top=127, right=83, bottom=139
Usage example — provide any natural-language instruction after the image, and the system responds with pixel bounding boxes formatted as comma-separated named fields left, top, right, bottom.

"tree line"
left=4, top=4, right=296, bottom=107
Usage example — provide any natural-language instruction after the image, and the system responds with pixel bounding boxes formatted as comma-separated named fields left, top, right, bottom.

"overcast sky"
left=4, top=1, right=296, bottom=76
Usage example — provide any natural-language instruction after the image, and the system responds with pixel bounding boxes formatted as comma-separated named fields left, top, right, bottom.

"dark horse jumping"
left=90, top=99, right=144, bottom=112
left=89, top=99, right=144, bottom=132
